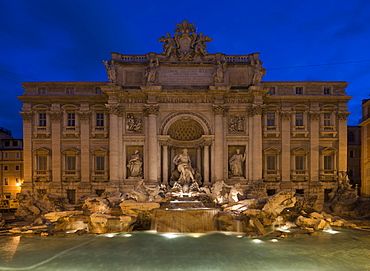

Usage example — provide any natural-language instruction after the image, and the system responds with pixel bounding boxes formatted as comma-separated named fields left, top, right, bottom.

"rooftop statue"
left=158, top=19, right=212, bottom=61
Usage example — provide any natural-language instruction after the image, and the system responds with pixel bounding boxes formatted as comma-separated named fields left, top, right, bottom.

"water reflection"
left=0, top=236, right=20, bottom=263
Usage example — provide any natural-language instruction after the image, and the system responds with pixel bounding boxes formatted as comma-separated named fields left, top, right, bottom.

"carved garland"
left=248, top=105, right=264, bottom=116
left=337, top=112, right=350, bottom=121
left=279, top=111, right=291, bottom=121
left=213, top=105, right=228, bottom=116
left=77, top=111, right=91, bottom=120
left=48, top=111, right=63, bottom=121
left=309, top=112, right=321, bottom=121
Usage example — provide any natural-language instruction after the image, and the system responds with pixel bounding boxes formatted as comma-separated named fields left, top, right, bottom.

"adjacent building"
left=360, top=99, right=370, bottom=197
left=18, top=20, right=351, bottom=208
left=0, top=128, right=23, bottom=199
left=347, top=126, right=361, bottom=193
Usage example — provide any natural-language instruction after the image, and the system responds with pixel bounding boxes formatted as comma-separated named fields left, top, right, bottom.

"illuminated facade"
left=360, top=99, right=370, bottom=197
left=19, top=20, right=351, bottom=208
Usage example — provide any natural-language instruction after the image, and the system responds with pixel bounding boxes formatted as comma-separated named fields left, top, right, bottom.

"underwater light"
left=252, top=239, right=263, bottom=243
left=270, top=239, right=278, bottom=242
left=324, top=229, right=339, bottom=234
left=162, top=233, right=179, bottom=239
left=124, top=234, right=132, bottom=237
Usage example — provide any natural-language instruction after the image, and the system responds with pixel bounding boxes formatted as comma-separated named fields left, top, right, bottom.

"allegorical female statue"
left=229, top=149, right=246, bottom=177
left=127, top=150, right=143, bottom=177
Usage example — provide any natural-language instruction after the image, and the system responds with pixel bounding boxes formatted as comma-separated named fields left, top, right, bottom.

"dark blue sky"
left=1, top=0, right=370, bottom=138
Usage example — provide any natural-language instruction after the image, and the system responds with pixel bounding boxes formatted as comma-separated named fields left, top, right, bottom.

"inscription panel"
left=158, top=69, right=213, bottom=85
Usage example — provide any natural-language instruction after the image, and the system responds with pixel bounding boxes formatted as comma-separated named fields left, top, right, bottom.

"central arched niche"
left=168, top=117, right=204, bottom=141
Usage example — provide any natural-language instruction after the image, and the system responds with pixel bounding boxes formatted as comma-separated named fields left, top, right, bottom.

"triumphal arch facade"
left=19, top=20, right=350, bottom=207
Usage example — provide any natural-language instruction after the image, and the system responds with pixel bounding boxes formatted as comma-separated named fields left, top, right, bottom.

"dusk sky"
left=1, top=0, right=370, bottom=138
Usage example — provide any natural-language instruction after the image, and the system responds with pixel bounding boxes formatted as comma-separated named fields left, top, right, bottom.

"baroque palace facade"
left=19, top=20, right=350, bottom=207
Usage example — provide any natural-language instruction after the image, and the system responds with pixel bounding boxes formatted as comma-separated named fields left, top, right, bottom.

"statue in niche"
left=251, top=60, right=266, bottom=85
left=103, top=60, right=117, bottom=84
left=127, top=150, right=143, bottom=178
left=173, top=148, right=195, bottom=183
left=229, top=149, right=246, bottom=177
left=126, top=114, right=142, bottom=133
left=145, top=58, right=159, bottom=84
left=213, top=61, right=227, bottom=83
left=229, top=115, right=244, bottom=132
left=170, top=148, right=202, bottom=194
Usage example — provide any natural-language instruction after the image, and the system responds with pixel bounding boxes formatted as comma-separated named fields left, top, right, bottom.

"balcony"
left=263, top=126, right=280, bottom=137
left=62, top=170, right=80, bottom=182
left=62, top=126, right=80, bottom=138
left=320, top=169, right=338, bottom=181
left=91, top=170, right=109, bottom=182
left=320, top=126, right=337, bottom=137
left=91, top=126, right=108, bottom=138
left=263, top=170, right=281, bottom=182
left=33, top=126, right=51, bottom=138
left=291, top=170, right=309, bottom=181
left=33, top=170, right=51, bottom=182
left=292, top=126, right=309, bottom=137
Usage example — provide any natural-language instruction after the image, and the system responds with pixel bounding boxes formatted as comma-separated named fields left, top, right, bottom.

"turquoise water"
left=0, top=229, right=369, bottom=271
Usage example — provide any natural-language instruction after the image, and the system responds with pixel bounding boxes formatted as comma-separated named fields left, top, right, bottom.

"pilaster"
left=309, top=112, right=320, bottom=182
left=280, top=111, right=291, bottom=182
left=49, top=110, right=63, bottom=193
left=213, top=105, right=228, bottom=181
left=20, top=111, right=33, bottom=191
left=144, top=105, right=159, bottom=182
left=77, top=110, right=91, bottom=191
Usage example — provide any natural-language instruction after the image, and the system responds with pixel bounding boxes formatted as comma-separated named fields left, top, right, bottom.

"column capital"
left=309, top=112, right=321, bottom=121
left=106, top=104, right=124, bottom=117
left=213, top=105, right=228, bottom=116
left=279, top=111, right=291, bottom=121
left=248, top=105, right=265, bottom=116
left=144, top=105, right=159, bottom=116
left=20, top=111, right=33, bottom=122
left=337, top=111, right=350, bottom=121
left=48, top=111, right=63, bottom=121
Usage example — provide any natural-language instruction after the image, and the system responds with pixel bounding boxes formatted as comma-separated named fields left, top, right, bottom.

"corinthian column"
left=337, top=112, right=350, bottom=173
left=20, top=111, right=33, bottom=192
left=49, top=110, right=63, bottom=193
left=77, top=110, right=91, bottom=189
left=213, top=105, right=227, bottom=181
left=309, top=112, right=320, bottom=182
left=144, top=105, right=159, bottom=182
left=249, top=105, right=263, bottom=181
left=106, top=104, right=123, bottom=184
left=280, top=111, right=291, bottom=182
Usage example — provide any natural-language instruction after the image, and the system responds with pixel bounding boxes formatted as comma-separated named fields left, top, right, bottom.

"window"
left=324, top=155, right=333, bottom=170
left=15, top=165, right=20, bottom=170
left=37, top=156, right=47, bottom=170
left=66, top=156, right=76, bottom=171
left=3, top=165, right=8, bottom=170
left=348, top=132, right=355, bottom=142
left=266, top=156, right=276, bottom=170
left=295, top=113, right=304, bottom=126
left=66, top=87, right=75, bottom=95
left=39, top=113, right=47, bottom=126
left=96, top=156, right=105, bottom=171
left=266, top=113, right=275, bottom=126
left=96, top=113, right=104, bottom=127
left=267, top=189, right=276, bottom=196
left=38, top=87, right=46, bottom=94
left=349, top=150, right=354, bottom=158
left=12, top=141, right=18, bottom=147
left=295, top=189, right=304, bottom=195
left=4, top=152, right=8, bottom=159
left=295, top=156, right=305, bottom=170
left=67, top=189, right=76, bottom=204
left=4, top=140, right=10, bottom=147
left=67, top=113, right=75, bottom=126
left=324, top=88, right=331, bottom=95
left=95, top=87, right=102, bottom=94
left=4, top=178, right=9, bottom=185
left=269, top=87, right=276, bottom=95
left=295, top=87, right=303, bottom=94
left=323, top=113, right=331, bottom=126
left=15, top=178, right=20, bottom=185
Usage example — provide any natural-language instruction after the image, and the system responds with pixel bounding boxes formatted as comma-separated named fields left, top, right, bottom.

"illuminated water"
left=0, top=229, right=369, bottom=271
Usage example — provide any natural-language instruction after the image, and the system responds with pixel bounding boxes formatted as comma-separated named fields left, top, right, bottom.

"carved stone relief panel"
left=228, top=115, right=245, bottom=133
left=126, top=113, right=143, bottom=133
